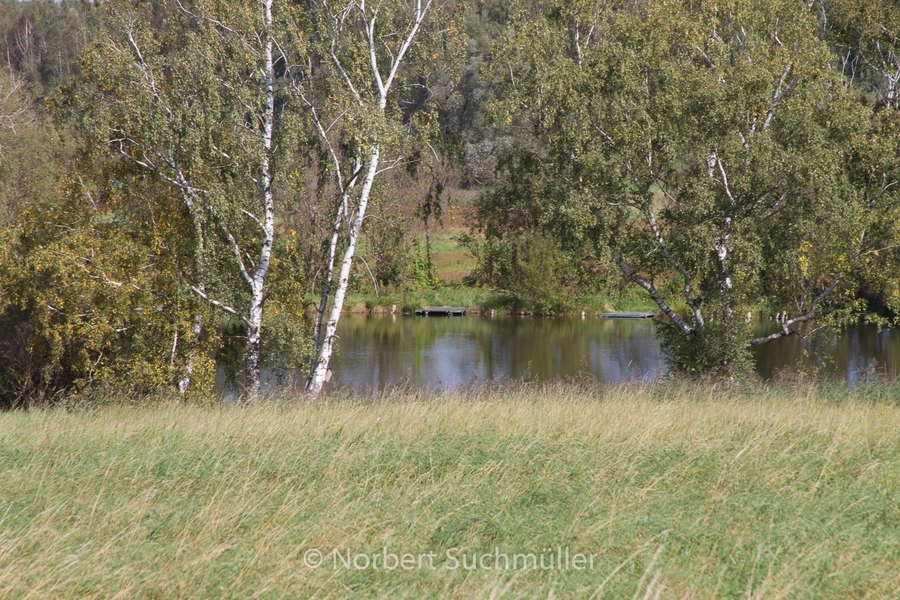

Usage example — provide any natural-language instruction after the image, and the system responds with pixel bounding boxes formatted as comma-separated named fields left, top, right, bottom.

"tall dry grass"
left=1, top=383, right=899, bottom=598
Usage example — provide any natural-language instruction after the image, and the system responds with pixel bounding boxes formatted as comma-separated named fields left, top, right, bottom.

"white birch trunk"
left=245, top=283, right=264, bottom=400
left=310, top=201, right=344, bottom=378
left=176, top=313, right=202, bottom=395
left=304, top=0, right=434, bottom=397
left=307, top=144, right=380, bottom=396
left=244, top=0, right=277, bottom=402
left=714, top=218, right=734, bottom=326
left=306, top=0, right=432, bottom=397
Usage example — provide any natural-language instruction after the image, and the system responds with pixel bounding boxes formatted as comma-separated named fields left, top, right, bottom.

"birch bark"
left=304, top=0, right=435, bottom=397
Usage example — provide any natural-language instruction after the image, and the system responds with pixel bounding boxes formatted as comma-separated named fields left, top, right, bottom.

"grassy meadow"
left=2, top=384, right=900, bottom=598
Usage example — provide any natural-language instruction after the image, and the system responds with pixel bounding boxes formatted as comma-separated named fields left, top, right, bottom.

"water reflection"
left=752, top=323, right=898, bottom=384
left=216, top=317, right=900, bottom=396
left=329, top=316, right=900, bottom=391
left=330, top=315, right=667, bottom=391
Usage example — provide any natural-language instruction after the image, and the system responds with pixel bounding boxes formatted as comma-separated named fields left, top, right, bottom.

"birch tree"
left=78, top=0, right=290, bottom=401
left=292, top=0, right=445, bottom=396
left=825, top=0, right=900, bottom=316
left=826, top=0, right=900, bottom=109
left=490, top=0, right=900, bottom=373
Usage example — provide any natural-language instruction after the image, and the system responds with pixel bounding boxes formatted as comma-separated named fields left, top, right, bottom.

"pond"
left=322, top=315, right=899, bottom=392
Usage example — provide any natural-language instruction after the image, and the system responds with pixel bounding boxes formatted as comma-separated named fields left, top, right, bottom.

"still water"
left=325, top=315, right=899, bottom=391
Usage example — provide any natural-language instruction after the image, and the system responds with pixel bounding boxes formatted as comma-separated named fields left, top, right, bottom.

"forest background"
left=1, top=0, right=900, bottom=405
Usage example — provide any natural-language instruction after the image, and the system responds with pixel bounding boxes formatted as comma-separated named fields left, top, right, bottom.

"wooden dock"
left=599, top=311, right=655, bottom=319
left=415, top=306, right=467, bottom=316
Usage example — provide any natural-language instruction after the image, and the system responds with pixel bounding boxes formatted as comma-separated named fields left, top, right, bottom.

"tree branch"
left=190, top=284, right=247, bottom=323
left=750, top=275, right=843, bottom=345
left=645, top=207, right=704, bottom=329
left=205, top=205, right=253, bottom=286
left=613, top=249, right=695, bottom=336
left=326, top=1, right=364, bottom=106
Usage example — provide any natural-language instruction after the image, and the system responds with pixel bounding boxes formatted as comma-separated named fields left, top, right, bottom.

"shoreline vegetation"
left=3, top=383, right=900, bottom=598
left=343, top=230, right=796, bottom=320
left=338, top=289, right=662, bottom=318
left=343, top=229, right=678, bottom=318
left=337, top=286, right=782, bottom=321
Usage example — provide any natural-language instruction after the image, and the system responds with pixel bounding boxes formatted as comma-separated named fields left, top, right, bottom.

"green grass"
left=575, top=294, right=665, bottom=314
left=346, top=286, right=519, bottom=314
left=3, top=384, right=900, bottom=598
left=420, top=231, right=475, bottom=282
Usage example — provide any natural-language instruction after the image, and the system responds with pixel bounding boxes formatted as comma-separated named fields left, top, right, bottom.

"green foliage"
left=0, top=0, right=99, bottom=97
left=3, top=0, right=900, bottom=396
left=366, top=217, right=414, bottom=288
left=658, top=315, right=754, bottom=376
left=66, top=0, right=314, bottom=399
left=258, top=227, right=312, bottom=386
left=408, top=239, right=441, bottom=290
left=826, top=0, right=900, bottom=109
left=482, top=231, right=578, bottom=314
left=513, top=233, right=578, bottom=314
left=0, top=0, right=324, bottom=404
left=488, top=0, right=900, bottom=373
left=0, top=183, right=216, bottom=408
left=0, top=71, right=58, bottom=229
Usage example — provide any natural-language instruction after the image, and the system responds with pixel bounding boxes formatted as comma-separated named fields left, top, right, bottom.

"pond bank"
left=340, top=286, right=663, bottom=317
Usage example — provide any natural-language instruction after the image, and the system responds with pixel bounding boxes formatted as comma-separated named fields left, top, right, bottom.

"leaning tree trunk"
left=306, top=145, right=380, bottom=396
left=302, top=0, right=434, bottom=397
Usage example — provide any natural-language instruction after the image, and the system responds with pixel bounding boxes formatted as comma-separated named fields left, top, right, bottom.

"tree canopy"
left=477, top=0, right=900, bottom=371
